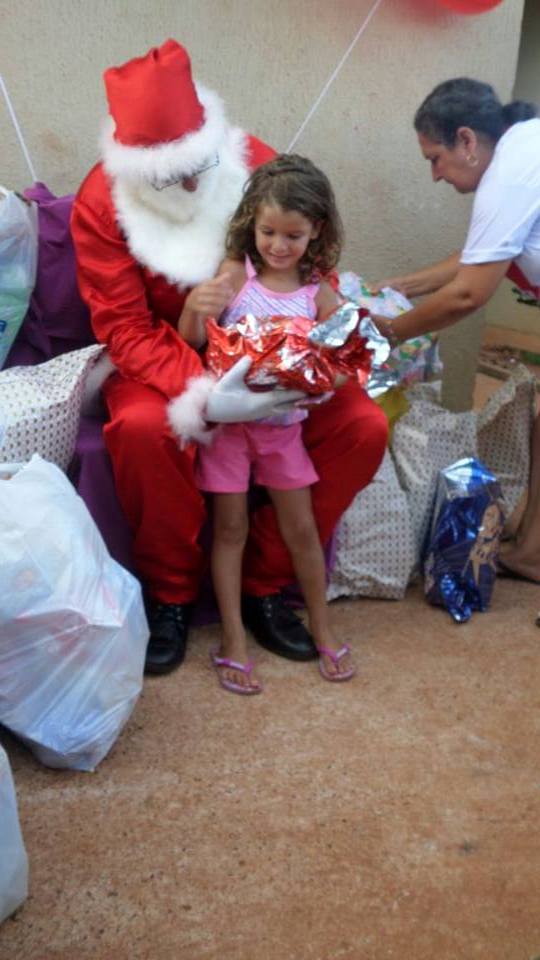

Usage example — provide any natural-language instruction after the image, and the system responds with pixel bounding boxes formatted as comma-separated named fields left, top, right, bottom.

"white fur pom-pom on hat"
left=168, top=372, right=218, bottom=447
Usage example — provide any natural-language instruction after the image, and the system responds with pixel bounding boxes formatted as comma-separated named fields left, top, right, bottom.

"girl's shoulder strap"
left=303, top=278, right=320, bottom=299
left=245, top=254, right=258, bottom=280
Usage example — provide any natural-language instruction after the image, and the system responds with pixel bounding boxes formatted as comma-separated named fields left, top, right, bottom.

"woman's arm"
left=372, top=251, right=462, bottom=298
left=376, top=259, right=511, bottom=345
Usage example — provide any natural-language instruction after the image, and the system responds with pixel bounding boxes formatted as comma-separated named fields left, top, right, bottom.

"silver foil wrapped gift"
left=338, top=271, right=442, bottom=398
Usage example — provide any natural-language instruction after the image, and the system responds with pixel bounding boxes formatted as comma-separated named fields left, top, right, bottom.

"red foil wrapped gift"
left=205, top=304, right=372, bottom=395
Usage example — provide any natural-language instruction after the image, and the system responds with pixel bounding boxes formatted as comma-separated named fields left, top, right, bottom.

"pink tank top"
left=220, top=256, right=320, bottom=426
left=221, top=256, right=319, bottom=327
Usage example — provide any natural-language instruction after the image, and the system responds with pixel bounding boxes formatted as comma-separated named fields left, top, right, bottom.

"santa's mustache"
left=130, top=170, right=218, bottom=224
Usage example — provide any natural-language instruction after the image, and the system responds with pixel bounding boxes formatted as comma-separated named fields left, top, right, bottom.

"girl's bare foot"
left=213, top=632, right=262, bottom=693
left=312, top=628, right=355, bottom=680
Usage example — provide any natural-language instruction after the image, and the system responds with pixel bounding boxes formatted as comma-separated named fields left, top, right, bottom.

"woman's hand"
left=371, top=314, right=400, bottom=348
left=370, top=275, right=417, bottom=298
left=370, top=252, right=462, bottom=299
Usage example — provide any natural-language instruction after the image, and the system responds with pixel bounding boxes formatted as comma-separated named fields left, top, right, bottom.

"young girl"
left=178, top=154, right=355, bottom=694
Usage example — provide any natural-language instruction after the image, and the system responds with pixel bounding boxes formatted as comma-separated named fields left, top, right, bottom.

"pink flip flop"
left=211, top=650, right=263, bottom=695
left=317, top=643, right=356, bottom=682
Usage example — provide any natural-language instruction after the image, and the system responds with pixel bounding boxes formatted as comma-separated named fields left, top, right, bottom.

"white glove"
left=206, top=356, right=306, bottom=423
left=168, top=356, right=309, bottom=447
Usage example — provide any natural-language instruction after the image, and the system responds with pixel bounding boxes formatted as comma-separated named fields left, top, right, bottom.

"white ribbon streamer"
left=0, top=75, right=38, bottom=183
left=287, top=0, right=386, bottom=152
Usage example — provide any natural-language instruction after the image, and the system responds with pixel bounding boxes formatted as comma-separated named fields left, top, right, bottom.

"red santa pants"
left=103, top=375, right=388, bottom=603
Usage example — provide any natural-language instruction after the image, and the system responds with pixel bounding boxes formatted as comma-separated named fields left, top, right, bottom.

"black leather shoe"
left=242, top=593, right=317, bottom=661
left=144, top=602, right=193, bottom=675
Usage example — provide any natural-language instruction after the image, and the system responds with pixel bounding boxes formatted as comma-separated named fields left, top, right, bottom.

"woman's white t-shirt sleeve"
left=461, top=183, right=539, bottom=263
left=460, top=119, right=540, bottom=281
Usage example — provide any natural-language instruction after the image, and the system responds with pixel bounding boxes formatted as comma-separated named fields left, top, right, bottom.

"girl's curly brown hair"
left=225, top=154, right=343, bottom=282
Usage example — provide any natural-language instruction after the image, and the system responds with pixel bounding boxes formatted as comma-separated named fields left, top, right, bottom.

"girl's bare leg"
left=212, top=493, right=260, bottom=689
left=268, top=486, right=354, bottom=677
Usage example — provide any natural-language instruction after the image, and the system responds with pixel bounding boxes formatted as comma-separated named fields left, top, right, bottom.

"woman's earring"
left=466, top=154, right=479, bottom=167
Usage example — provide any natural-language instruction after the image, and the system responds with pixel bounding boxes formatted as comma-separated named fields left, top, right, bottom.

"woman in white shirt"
left=373, top=77, right=540, bottom=584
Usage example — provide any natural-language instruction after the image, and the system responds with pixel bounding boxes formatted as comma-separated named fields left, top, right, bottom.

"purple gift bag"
left=7, top=183, right=94, bottom=365
left=4, top=183, right=134, bottom=572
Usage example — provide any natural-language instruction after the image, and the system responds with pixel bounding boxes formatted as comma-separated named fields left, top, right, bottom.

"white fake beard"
left=111, top=127, right=250, bottom=287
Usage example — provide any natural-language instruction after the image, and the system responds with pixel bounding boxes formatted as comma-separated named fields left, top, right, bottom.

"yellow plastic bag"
left=374, top=385, right=410, bottom=438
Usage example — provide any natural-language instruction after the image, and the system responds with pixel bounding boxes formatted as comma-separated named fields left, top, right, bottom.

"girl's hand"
left=184, top=273, right=235, bottom=317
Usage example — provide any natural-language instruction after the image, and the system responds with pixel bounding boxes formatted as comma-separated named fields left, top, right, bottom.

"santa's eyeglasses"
left=151, top=154, right=220, bottom=191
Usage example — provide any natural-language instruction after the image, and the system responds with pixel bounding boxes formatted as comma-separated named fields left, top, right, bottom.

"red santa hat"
left=101, top=39, right=227, bottom=183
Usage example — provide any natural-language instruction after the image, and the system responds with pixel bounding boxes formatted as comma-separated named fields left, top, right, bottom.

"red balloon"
left=437, top=0, right=503, bottom=12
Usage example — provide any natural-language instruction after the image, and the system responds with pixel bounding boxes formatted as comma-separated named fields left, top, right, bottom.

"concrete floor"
left=1, top=369, right=540, bottom=960
left=1, top=581, right=540, bottom=960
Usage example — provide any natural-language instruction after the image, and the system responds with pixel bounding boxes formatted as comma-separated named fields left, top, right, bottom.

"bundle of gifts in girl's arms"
left=205, top=301, right=374, bottom=395
left=204, top=272, right=441, bottom=401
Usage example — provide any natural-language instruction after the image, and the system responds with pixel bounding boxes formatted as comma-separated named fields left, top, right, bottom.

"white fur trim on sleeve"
left=167, top=372, right=218, bottom=447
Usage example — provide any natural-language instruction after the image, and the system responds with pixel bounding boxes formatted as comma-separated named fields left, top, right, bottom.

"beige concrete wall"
left=1, top=0, right=526, bottom=408
left=485, top=0, right=540, bottom=339
left=513, top=0, right=540, bottom=103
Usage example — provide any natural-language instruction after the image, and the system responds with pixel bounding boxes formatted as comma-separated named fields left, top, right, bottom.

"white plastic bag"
left=0, top=455, right=149, bottom=771
left=0, top=189, right=38, bottom=368
left=0, top=744, right=28, bottom=922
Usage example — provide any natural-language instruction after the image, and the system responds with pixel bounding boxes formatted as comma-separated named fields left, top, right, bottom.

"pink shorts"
left=196, top=421, right=319, bottom=493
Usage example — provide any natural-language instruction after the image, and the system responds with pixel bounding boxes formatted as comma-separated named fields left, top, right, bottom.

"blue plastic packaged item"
left=423, top=457, right=505, bottom=623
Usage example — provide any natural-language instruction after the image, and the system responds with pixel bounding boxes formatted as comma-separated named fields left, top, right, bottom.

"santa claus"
left=71, top=39, right=388, bottom=674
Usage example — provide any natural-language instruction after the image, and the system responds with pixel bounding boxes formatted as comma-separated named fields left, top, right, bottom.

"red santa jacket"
left=71, top=135, right=275, bottom=400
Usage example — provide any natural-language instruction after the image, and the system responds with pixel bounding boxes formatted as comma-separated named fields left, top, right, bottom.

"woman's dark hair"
left=226, top=154, right=343, bottom=281
left=414, top=77, right=537, bottom=147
